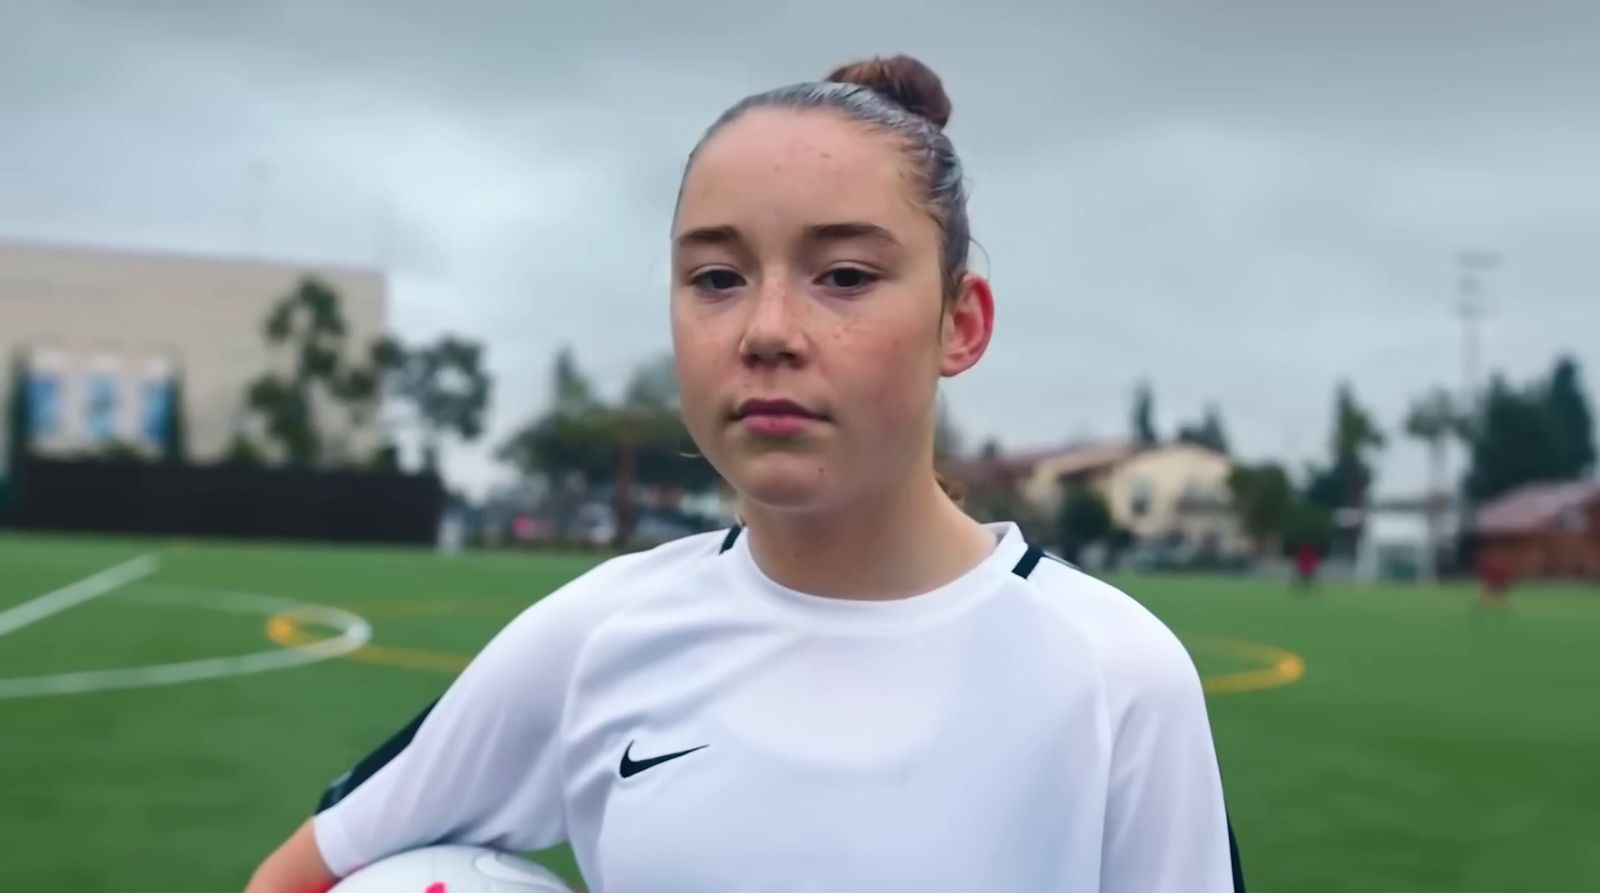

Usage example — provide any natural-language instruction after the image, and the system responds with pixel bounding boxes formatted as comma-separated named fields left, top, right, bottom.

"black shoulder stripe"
left=1011, top=546, right=1044, bottom=579
left=1012, top=546, right=1083, bottom=579
left=1228, top=813, right=1247, bottom=892
left=719, top=526, right=743, bottom=554
left=317, top=698, right=438, bottom=812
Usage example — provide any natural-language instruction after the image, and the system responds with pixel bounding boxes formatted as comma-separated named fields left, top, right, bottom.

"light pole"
left=1456, top=250, right=1501, bottom=408
left=1450, top=251, right=1502, bottom=575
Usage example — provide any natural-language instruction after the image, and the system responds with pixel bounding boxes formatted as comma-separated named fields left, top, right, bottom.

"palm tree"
left=1404, top=388, right=1465, bottom=581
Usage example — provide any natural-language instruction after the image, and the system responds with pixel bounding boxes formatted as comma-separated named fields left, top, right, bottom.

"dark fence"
left=8, top=459, right=444, bottom=545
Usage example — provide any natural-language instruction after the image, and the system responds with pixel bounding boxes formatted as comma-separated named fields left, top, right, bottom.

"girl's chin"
left=726, top=452, right=839, bottom=512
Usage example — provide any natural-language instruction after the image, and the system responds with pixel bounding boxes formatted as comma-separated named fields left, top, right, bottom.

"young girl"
left=246, top=54, right=1245, bottom=893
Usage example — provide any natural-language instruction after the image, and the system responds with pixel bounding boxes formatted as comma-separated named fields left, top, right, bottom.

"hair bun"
left=826, top=54, right=952, bottom=129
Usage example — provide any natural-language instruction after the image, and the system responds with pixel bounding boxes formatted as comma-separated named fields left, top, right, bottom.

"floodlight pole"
left=1456, top=251, right=1500, bottom=408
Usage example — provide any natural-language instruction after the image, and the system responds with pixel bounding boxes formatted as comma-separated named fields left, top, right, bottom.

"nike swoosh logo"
left=619, top=740, right=708, bottom=779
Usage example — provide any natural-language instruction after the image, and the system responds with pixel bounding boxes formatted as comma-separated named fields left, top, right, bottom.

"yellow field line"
left=1191, top=637, right=1306, bottom=695
left=266, top=614, right=1306, bottom=695
left=266, top=614, right=469, bottom=673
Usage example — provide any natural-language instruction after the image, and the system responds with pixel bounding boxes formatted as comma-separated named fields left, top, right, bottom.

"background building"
left=1474, top=480, right=1600, bottom=580
left=0, top=239, right=386, bottom=465
left=953, top=440, right=1248, bottom=557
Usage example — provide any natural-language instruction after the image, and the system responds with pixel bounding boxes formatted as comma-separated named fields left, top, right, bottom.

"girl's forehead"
left=701, top=107, right=897, bottom=168
left=676, top=111, right=925, bottom=240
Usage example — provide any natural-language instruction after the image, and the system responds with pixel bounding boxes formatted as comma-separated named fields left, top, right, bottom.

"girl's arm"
left=243, top=819, right=336, bottom=893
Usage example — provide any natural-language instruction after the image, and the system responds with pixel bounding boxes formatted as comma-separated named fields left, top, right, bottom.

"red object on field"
left=1479, top=554, right=1511, bottom=592
left=426, top=883, right=446, bottom=893
left=1294, top=544, right=1320, bottom=577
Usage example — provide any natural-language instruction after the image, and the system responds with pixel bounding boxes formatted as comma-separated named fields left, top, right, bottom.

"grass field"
left=2, top=533, right=1597, bottom=892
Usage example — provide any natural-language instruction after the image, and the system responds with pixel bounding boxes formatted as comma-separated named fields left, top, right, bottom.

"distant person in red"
left=1293, top=543, right=1320, bottom=590
left=1478, top=553, right=1512, bottom=606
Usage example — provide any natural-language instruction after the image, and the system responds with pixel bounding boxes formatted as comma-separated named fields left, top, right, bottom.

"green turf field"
left=2, top=533, right=1597, bottom=892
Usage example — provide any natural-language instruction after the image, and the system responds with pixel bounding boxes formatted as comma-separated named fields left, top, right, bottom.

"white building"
left=0, top=238, right=387, bottom=465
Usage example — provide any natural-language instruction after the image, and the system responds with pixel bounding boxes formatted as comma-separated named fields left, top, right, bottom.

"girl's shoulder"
left=1012, top=556, right=1203, bottom=709
left=487, top=527, right=737, bottom=652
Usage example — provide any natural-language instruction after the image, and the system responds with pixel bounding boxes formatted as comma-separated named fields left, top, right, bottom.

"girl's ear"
left=940, top=272, right=995, bottom=378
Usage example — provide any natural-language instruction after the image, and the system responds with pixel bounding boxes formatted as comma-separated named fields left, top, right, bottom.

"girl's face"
left=671, top=108, right=992, bottom=513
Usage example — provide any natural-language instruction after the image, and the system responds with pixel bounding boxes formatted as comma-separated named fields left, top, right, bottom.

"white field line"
left=0, top=588, right=372, bottom=699
left=0, top=554, right=161, bottom=638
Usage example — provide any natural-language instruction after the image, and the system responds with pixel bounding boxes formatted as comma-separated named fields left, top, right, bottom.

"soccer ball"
left=329, top=845, right=575, bottom=892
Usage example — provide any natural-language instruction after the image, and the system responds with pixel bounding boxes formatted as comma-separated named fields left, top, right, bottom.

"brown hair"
left=934, top=469, right=967, bottom=504
left=825, top=56, right=953, bottom=129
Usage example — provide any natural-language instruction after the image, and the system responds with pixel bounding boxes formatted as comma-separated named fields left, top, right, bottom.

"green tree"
left=498, top=346, right=611, bottom=528
left=1283, top=499, right=1337, bottom=555
left=221, top=431, right=268, bottom=467
left=377, top=335, right=493, bottom=471
left=499, top=409, right=618, bottom=485
left=1461, top=359, right=1596, bottom=504
left=1464, top=374, right=1565, bottom=502
left=1227, top=463, right=1295, bottom=555
left=369, top=442, right=402, bottom=472
left=621, top=353, right=679, bottom=411
left=1057, top=483, right=1112, bottom=562
left=93, top=440, right=146, bottom=462
left=1305, top=383, right=1386, bottom=555
left=2, top=353, right=30, bottom=521
left=160, top=374, right=189, bottom=464
left=327, top=339, right=384, bottom=464
left=1131, top=381, right=1158, bottom=446
left=244, top=277, right=354, bottom=466
left=610, top=354, right=718, bottom=543
left=500, top=349, right=714, bottom=545
left=1404, top=386, right=1464, bottom=574
left=553, top=345, right=599, bottom=416
left=1545, top=356, right=1595, bottom=479
left=500, top=404, right=712, bottom=545
left=1176, top=404, right=1229, bottom=454
left=1228, top=461, right=1337, bottom=557
left=1405, top=387, right=1463, bottom=491
left=4, top=352, right=29, bottom=475
left=1331, top=382, right=1386, bottom=467
left=245, top=374, right=315, bottom=465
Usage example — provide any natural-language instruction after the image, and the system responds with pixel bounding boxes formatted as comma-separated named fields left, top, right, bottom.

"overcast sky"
left=4, top=0, right=1597, bottom=497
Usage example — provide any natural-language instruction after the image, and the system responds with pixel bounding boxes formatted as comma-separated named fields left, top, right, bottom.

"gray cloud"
left=3, top=0, right=1596, bottom=495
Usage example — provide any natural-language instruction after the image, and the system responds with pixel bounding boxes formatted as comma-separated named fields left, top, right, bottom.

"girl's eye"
left=692, top=269, right=746, bottom=292
left=820, top=267, right=879, bottom=291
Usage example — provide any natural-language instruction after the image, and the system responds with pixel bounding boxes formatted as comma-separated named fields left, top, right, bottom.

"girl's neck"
left=738, top=475, right=997, bottom=601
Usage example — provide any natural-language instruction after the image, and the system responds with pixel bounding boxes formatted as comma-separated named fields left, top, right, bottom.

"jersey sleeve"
left=1099, top=623, right=1243, bottom=893
left=310, top=564, right=624, bottom=877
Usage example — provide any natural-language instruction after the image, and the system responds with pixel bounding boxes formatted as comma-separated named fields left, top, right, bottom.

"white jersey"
left=314, top=523, right=1244, bottom=892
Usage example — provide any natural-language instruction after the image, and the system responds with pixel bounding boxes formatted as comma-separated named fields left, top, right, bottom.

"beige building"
left=1090, top=444, right=1244, bottom=552
left=0, top=239, right=386, bottom=465
left=956, top=440, right=1247, bottom=554
left=1013, top=441, right=1140, bottom=513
